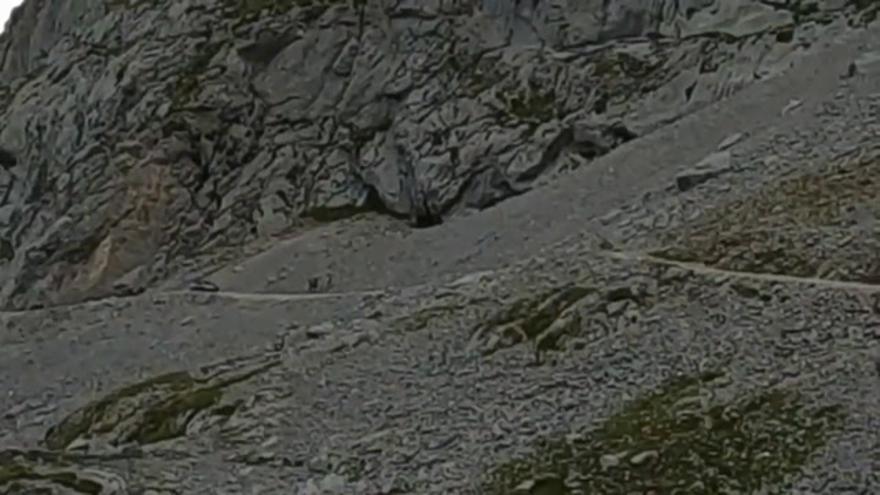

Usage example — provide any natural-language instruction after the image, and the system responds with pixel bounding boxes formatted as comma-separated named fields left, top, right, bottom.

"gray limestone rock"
left=674, top=150, right=733, bottom=192
left=4, top=5, right=880, bottom=492
left=0, top=0, right=875, bottom=309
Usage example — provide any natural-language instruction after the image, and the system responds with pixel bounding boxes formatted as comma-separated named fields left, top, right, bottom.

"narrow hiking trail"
left=7, top=244, right=880, bottom=315
left=4, top=16, right=880, bottom=495
left=166, top=248, right=880, bottom=302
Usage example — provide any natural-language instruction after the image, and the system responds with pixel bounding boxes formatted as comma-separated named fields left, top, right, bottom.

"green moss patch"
left=1, top=450, right=104, bottom=494
left=44, top=360, right=278, bottom=450
left=471, top=285, right=594, bottom=357
left=588, top=49, right=668, bottom=113
left=471, top=281, right=660, bottom=358
left=504, top=88, right=557, bottom=122
left=171, top=42, right=223, bottom=108
left=656, top=154, right=880, bottom=282
left=482, top=371, right=845, bottom=494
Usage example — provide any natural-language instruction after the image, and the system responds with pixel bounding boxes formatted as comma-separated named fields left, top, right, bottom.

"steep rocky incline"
left=3, top=202, right=880, bottom=493
left=3, top=14, right=880, bottom=493
left=0, top=0, right=878, bottom=309
left=6, top=1, right=880, bottom=494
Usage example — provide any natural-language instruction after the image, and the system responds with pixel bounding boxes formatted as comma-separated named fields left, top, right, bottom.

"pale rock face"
left=0, top=0, right=872, bottom=309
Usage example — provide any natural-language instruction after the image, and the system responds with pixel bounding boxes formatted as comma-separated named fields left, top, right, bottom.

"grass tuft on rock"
left=44, top=359, right=277, bottom=450
left=482, top=371, right=845, bottom=494
left=0, top=452, right=103, bottom=494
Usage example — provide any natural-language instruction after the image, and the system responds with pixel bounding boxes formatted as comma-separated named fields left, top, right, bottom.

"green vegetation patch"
left=656, top=154, right=880, bottom=281
left=453, top=55, right=507, bottom=96
left=504, top=88, right=557, bottom=122
left=589, top=49, right=668, bottom=113
left=483, top=371, right=845, bottom=494
left=171, top=42, right=223, bottom=108
left=495, top=285, right=592, bottom=340
left=472, top=282, right=660, bottom=358
left=472, top=284, right=593, bottom=356
left=0, top=450, right=103, bottom=494
left=44, top=360, right=277, bottom=450
left=44, top=371, right=216, bottom=449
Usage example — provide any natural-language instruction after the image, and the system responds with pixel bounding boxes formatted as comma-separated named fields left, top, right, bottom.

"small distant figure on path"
left=307, top=273, right=333, bottom=293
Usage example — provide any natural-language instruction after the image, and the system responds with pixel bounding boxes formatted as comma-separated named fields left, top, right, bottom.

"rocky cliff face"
left=0, top=0, right=875, bottom=309
left=5, top=2, right=880, bottom=493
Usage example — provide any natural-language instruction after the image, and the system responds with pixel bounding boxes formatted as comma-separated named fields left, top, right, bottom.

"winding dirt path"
left=130, top=248, right=880, bottom=304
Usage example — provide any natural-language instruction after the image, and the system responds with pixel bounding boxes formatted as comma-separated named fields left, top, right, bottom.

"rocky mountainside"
left=0, top=0, right=877, bottom=309
left=4, top=0, right=880, bottom=494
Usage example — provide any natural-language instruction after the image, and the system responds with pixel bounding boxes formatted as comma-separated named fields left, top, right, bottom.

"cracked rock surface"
left=1, top=0, right=879, bottom=309
left=4, top=1, right=880, bottom=494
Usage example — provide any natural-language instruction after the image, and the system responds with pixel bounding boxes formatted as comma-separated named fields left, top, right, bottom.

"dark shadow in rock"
left=456, top=164, right=528, bottom=212
left=0, top=147, right=16, bottom=169
left=303, top=181, right=406, bottom=223
left=296, top=122, right=633, bottom=236
left=606, top=122, right=638, bottom=144
left=409, top=194, right=443, bottom=229
left=0, top=448, right=108, bottom=494
left=516, top=128, right=575, bottom=184
left=0, top=238, right=13, bottom=261
left=237, top=32, right=298, bottom=67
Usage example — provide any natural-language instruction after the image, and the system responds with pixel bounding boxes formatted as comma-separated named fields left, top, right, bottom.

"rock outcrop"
left=4, top=3, right=880, bottom=491
left=0, top=0, right=877, bottom=309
